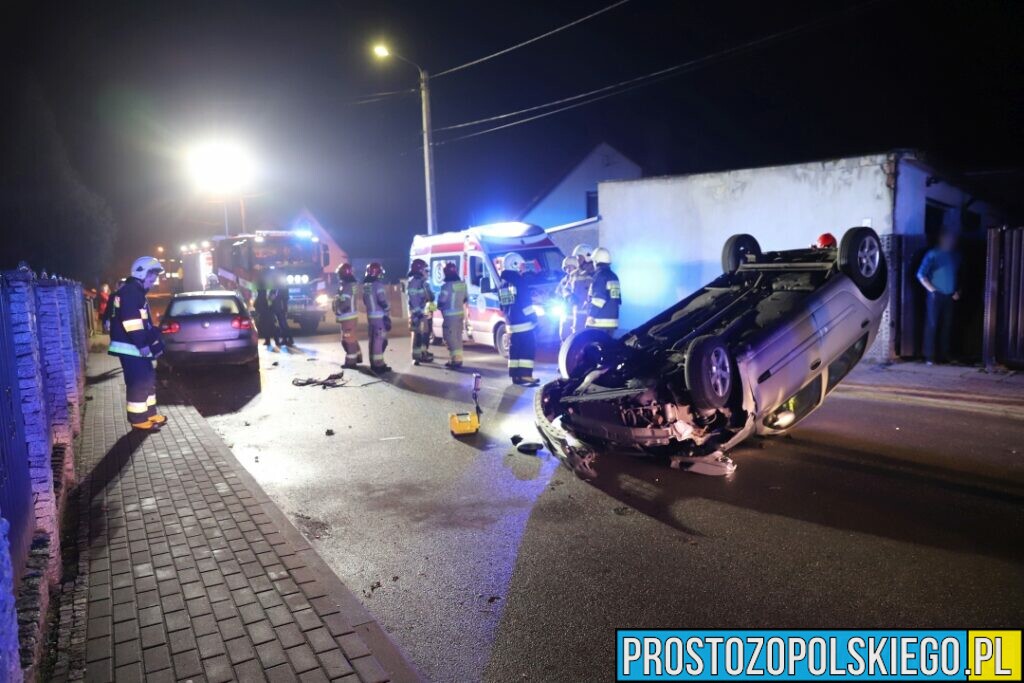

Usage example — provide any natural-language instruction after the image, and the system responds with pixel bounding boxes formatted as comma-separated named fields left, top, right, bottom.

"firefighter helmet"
left=443, top=261, right=458, bottom=279
left=592, top=247, right=612, bottom=265
left=561, top=256, right=577, bottom=273
left=571, top=244, right=594, bottom=262
left=365, top=262, right=384, bottom=278
left=502, top=252, right=526, bottom=273
left=336, top=262, right=353, bottom=278
left=410, top=258, right=427, bottom=275
left=816, top=232, right=838, bottom=249
left=130, top=256, right=164, bottom=278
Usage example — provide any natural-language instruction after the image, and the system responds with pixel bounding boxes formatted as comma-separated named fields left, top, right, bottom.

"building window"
left=585, top=190, right=599, bottom=218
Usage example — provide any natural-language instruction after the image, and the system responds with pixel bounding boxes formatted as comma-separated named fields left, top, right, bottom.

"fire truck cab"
left=410, top=222, right=567, bottom=357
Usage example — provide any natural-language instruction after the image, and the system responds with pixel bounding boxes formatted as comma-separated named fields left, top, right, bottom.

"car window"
left=763, top=375, right=822, bottom=429
left=826, top=335, right=868, bottom=393
left=168, top=297, right=241, bottom=317
left=469, top=255, right=484, bottom=286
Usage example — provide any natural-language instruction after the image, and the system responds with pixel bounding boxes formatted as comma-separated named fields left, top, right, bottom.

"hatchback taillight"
left=231, top=316, right=252, bottom=330
left=161, top=320, right=180, bottom=334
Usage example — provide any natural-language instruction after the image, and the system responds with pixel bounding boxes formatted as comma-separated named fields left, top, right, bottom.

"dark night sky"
left=2, top=0, right=1022, bottom=274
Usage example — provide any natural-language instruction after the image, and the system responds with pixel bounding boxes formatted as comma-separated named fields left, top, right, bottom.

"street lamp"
left=185, top=139, right=256, bottom=236
left=373, top=43, right=438, bottom=235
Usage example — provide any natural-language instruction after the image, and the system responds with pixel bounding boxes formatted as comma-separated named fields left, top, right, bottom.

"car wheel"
left=559, top=329, right=615, bottom=380
left=685, top=335, right=733, bottom=411
left=722, top=234, right=762, bottom=274
left=839, top=227, right=887, bottom=300
left=494, top=322, right=510, bottom=358
left=299, top=318, right=320, bottom=334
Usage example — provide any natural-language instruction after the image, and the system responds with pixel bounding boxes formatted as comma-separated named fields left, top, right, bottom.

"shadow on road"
left=158, top=365, right=262, bottom=417
left=583, top=437, right=1024, bottom=563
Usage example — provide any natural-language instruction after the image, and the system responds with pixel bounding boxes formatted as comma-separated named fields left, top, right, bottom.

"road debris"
left=325, top=429, right=335, bottom=436
left=293, top=371, right=383, bottom=389
left=516, top=441, right=543, bottom=454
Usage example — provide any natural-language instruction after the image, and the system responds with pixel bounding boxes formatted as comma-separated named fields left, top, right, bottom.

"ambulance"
left=409, top=222, right=567, bottom=357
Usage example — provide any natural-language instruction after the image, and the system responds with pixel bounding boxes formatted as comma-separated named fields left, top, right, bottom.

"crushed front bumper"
left=534, top=381, right=600, bottom=478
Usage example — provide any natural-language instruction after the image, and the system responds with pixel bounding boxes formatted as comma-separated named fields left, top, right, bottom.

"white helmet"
left=502, top=252, right=526, bottom=273
left=592, top=247, right=612, bottom=265
left=572, top=244, right=594, bottom=261
left=561, top=256, right=577, bottom=272
left=130, top=256, right=164, bottom=278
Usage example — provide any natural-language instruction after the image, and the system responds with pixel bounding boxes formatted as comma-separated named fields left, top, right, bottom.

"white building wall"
left=598, top=154, right=896, bottom=331
left=521, top=142, right=642, bottom=228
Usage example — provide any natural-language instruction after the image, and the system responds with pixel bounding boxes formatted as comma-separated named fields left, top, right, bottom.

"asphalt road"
left=164, top=324, right=1024, bottom=682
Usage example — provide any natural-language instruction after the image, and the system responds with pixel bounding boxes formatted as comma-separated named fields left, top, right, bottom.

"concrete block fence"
left=0, top=266, right=89, bottom=681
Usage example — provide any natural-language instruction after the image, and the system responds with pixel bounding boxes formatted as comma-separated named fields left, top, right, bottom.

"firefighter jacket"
left=108, top=277, right=164, bottom=358
left=437, top=276, right=467, bottom=318
left=406, top=273, right=434, bottom=317
left=586, top=264, right=621, bottom=329
left=557, top=271, right=575, bottom=301
left=570, top=261, right=595, bottom=308
left=333, top=277, right=359, bottom=322
left=498, top=271, right=538, bottom=333
left=362, top=277, right=390, bottom=321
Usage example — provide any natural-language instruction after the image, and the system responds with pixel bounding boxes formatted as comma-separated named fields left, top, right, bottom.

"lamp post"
left=185, top=140, right=256, bottom=237
left=374, top=44, right=438, bottom=235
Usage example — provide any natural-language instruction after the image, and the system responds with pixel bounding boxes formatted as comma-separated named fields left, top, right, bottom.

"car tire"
left=722, top=234, right=762, bottom=274
left=558, top=329, right=616, bottom=380
left=299, top=318, right=320, bottom=334
left=685, top=335, right=734, bottom=411
left=494, top=322, right=510, bottom=358
left=839, top=227, right=887, bottom=300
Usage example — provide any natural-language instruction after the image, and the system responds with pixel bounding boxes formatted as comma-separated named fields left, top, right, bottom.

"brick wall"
left=0, top=267, right=88, bottom=682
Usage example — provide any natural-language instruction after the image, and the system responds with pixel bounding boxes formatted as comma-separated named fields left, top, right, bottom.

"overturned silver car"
left=535, top=228, right=888, bottom=476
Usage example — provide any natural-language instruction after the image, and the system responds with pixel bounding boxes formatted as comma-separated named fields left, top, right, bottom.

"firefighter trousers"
left=442, top=314, right=463, bottom=364
left=410, top=313, right=431, bottom=360
left=572, top=308, right=588, bottom=337
left=339, top=318, right=362, bottom=366
left=368, top=318, right=387, bottom=368
left=508, top=329, right=536, bottom=379
left=121, top=355, right=156, bottom=425
left=275, top=312, right=293, bottom=344
left=559, top=310, right=574, bottom=341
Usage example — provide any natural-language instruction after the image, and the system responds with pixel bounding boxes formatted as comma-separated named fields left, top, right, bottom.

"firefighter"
left=570, top=243, right=595, bottom=335
left=271, top=288, right=294, bottom=346
left=102, top=278, right=126, bottom=332
left=332, top=263, right=363, bottom=368
left=814, top=232, right=837, bottom=249
left=108, top=257, right=167, bottom=431
left=362, top=262, right=391, bottom=372
left=586, top=247, right=621, bottom=336
left=254, top=286, right=279, bottom=348
left=557, top=256, right=577, bottom=341
left=204, top=273, right=221, bottom=290
left=499, top=253, right=540, bottom=386
left=437, top=262, right=467, bottom=368
left=406, top=258, right=435, bottom=364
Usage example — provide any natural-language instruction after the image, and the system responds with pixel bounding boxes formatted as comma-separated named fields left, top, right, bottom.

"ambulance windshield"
left=495, top=247, right=563, bottom=277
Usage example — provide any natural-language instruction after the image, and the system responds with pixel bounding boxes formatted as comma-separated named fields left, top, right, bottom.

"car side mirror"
left=480, top=276, right=493, bottom=293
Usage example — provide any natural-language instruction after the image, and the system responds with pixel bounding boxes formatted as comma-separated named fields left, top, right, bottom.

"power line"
left=343, top=87, right=417, bottom=105
left=433, top=0, right=632, bottom=78
left=434, top=0, right=886, bottom=145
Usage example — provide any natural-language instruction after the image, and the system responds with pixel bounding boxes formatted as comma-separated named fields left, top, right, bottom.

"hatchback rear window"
left=167, top=297, right=241, bottom=317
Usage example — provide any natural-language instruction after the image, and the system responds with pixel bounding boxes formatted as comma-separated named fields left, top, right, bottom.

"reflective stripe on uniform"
left=508, top=359, right=535, bottom=369
left=336, top=313, right=358, bottom=321
left=126, top=401, right=149, bottom=414
left=146, top=395, right=157, bottom=406
left=371, top=354, right=385, bottom=361
left=108, top=341, right=143, bottom=356
left=345, top=353, right=359, bottom=360
left=522, top=305, right=540, bottom=316
left=443, top=311, right=464, bottom=318
left=367, top=312, right=386, bottom=319
left=508, top=321, right=535, bottom=333
left=123, top=318, right=145, bottom=332
left=590, top=297, right=607, bottom=308
left=586, top=317, right=618, bottom=328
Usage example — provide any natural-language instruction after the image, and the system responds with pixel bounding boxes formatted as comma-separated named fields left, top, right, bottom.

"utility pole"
left=420, top=70, right=438, bottom=235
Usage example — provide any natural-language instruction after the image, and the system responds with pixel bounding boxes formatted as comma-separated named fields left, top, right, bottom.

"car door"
left=811, top=285, right=870, bottom=369
left=745, top=298, right=824, bottom=418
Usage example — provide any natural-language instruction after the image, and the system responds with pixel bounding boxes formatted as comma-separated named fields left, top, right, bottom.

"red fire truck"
left=182, top=229, right=333, bottom=333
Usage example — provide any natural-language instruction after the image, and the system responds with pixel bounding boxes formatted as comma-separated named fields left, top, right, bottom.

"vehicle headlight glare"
left=301, top=274, right=310, bottom=284
left=286, top=275, right=295, bottom=284
left=315, top=293, right=330, bottom=307
left=547, top=302, right=565, bottom=318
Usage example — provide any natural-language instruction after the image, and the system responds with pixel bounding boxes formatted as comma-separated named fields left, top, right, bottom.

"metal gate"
left=0, top=276, right=32, bottom=584
left=983, top=226, right=1024, bottom=369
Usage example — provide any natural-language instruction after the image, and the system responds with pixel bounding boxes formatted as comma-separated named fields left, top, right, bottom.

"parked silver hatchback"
left=158, top=291, right=258, bottom=369
left=535, top=228, right=888, bottom=476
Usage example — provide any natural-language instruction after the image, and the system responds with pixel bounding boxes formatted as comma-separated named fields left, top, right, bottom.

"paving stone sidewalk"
left=59, top=354, right=421, bottom=683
